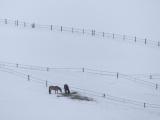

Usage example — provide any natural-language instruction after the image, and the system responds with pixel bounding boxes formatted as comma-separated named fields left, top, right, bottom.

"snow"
left=0, top=0, right=160, bottom=120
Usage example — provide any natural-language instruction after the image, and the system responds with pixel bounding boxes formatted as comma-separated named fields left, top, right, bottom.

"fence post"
left=134, top=36, right=136, bottom=42
left=24, top=22, right=26, bottom=27
left=145, top=38, right=147, bottom=45
left=103, top=32, right=105, bottom=37
left=61, top=26, right=63, bottom=32
left=82, top=29, right=85, bottom=34
left=158, top=42, right=160, bottom=47
left=15, top=20, right=18, bottom=26
left=113, top=33, right=115, bottom=39
left=117, top=72, right=119, bottom=79
left=27, top=75, right=30, bottom=81
left=82, top=68, right=85, bottom=72
left=31, top=23, right=35, bottom=28
left=149, top=75, right=152, bottom=79
left=46, top=67, right=49, bottom=72
left=123, top=35, right=125, bottom=40
left=102, top=93, right=106, bottom=98
left=92, top=30, right=95, bottom=36
left=144, top=103, right=146, bottom=108
left=5, top=19, right=7, bottom=24
left=16, top=20, right=18, bottom=26
left=46, top=80, right=48, bottom=87
left=94, top=30, right=95, bottom=36
left=51, top=25, right=53, bottom=31
left=16, top=64, right=19, bottom=68
left=72, top=28, right=74, bottom=33
left=156, top=84, right=158, bottom=90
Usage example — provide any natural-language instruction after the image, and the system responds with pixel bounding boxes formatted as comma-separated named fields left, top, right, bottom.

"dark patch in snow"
left=57, top=91, right=94, bottom=102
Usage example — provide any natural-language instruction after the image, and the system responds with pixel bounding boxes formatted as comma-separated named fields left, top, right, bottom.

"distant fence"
left=0, top=18, right=160, bottom=47
left=0, top=66, right=160, bottom=109
left=130, top=73, right=160, bottom=80
left=0, top=61, right=159, bottom=90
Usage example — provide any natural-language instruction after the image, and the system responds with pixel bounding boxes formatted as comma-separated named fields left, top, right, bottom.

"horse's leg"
left=68, top=89, right=70, bottom=94
left=49, top=88, right=51, bottom=94
left=65, top=90, right=67, bottom=94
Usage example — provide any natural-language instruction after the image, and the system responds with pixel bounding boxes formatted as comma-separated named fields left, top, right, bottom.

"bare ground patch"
left=57, top=91, right=95, bottom=102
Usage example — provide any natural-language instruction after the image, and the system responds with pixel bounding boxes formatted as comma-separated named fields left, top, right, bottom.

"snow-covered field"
left=0, top=0, right=160, bottom=120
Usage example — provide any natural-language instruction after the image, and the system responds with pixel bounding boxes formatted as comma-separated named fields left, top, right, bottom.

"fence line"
left=0, top=61, right=159, bottom=90
left=0, top=66, right=160, bottom=109
left=83, top=69, right=158, bottom=89
left=0, top=18, right=159, bottom=48
left=129, top=74, right=160, bottom=80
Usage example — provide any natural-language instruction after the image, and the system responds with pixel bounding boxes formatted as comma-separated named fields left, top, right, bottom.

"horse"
left=49, top=86, right=62, bottom=94
left=64, top=84, right=70, bottom=94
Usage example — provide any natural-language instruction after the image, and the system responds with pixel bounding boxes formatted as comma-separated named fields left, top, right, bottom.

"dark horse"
left=64, top=84, right=70, bottom=94
left=49, top=86, right=62, bottom=94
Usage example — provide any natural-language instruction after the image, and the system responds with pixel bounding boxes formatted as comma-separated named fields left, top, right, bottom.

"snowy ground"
left=0, top=0, right=160, bottom=120
left=0, top=66, right=160, bottom=120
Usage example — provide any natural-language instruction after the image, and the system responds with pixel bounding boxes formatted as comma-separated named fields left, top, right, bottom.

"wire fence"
left=0, top=66, right=160, bottom=109
left=0, top=18, right=160, bottom=48
left=0, top=61, right=159, bottom=90
left=129, top=73, right=160, bottom=80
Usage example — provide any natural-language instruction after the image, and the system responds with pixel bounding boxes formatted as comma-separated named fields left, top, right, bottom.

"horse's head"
left=59, top=88, right=62, bottom=93
left=60, top=89, right=62, bottom=93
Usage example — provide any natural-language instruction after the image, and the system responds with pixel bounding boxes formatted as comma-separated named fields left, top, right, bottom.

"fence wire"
left=0, top=67, right=160, bottom=109
left=0, top=61, right=159, bottom=90
left=0, top=18, right=160, bottom=48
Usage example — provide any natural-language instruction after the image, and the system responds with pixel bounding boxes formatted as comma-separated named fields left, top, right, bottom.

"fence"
left=0, top=18, right=160, bottom=47
left=129, top=73, right=160, bottom=80
left=0, top=61, right=159, bottom=90
left=0, top=66, right=160, bottom=109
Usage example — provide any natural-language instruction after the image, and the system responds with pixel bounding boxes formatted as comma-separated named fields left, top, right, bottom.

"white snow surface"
left=0, top=0, right=160, bottom=120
